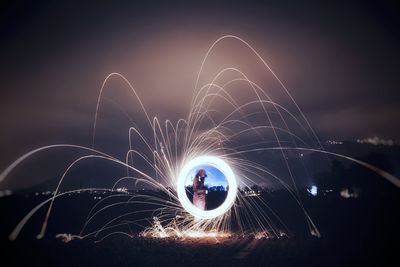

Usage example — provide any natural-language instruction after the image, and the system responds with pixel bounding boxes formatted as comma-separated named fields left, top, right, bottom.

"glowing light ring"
left=177, top=155, right=238, bottom=219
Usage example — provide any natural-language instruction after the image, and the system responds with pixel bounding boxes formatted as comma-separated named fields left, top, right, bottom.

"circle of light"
left=177, top=155, right=238, bottom=219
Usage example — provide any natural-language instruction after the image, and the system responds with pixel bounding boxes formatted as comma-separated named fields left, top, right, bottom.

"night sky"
left=1, top=1, right=399, bottom=190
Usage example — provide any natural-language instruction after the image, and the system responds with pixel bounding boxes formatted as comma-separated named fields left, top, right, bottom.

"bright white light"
left=177, top=155, right=237, bottom=219
left=307, top=185, right=318, bottom=196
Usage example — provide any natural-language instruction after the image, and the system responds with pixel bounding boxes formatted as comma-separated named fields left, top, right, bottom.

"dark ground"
left=0, top=185, right=398, bottom=267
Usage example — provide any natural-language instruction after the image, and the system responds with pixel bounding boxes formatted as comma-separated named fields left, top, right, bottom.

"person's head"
left=196, top=169, right=207, bottom=181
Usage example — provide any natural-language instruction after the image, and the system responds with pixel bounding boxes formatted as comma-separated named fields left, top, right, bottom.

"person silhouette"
left=192, top=169, right=207, bottom=210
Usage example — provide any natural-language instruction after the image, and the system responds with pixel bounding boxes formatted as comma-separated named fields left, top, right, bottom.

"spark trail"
left=1, top=35, right=399, bottom=242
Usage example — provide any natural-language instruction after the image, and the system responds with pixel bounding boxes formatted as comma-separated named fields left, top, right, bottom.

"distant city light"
left=340, top=188, right=359, bottom=199
left=356, top=136, right=394, bottom=146
left=115, top=187, right=128, bottom=193
left=244, top=190, right=260, bottom=197
left=326, top=140, right=343, bottom=145
left=307, top=185, right=318, bottom=196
